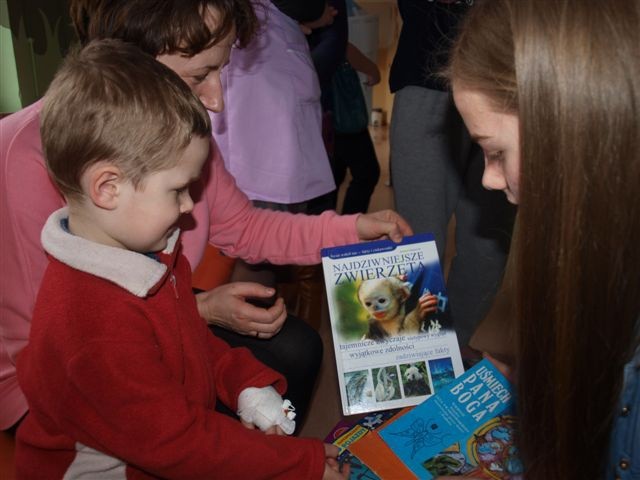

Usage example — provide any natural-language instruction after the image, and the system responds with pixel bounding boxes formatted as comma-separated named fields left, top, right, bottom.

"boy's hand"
left=195, top=282, right=286, bottom=338
left=323, top=444, right=350, bottom=479
left=237, top=386, right=296, bottom=434
left=240, top=421, right=286, bottom=436
left=355, top=210, right=413, bottom=243
left=265, top=425, right=286, bottom=436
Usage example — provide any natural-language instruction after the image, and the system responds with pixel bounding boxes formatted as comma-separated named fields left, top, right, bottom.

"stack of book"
left=326, top=359, right=523, bottom=479
left=321, top=235, right=522, bottom=479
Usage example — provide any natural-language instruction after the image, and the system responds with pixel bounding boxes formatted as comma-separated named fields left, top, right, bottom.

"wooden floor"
left=0, top=431, right=16, bottom=478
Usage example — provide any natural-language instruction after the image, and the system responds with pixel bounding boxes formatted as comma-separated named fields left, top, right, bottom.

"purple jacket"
left=212, top=0, right=335, bottom=203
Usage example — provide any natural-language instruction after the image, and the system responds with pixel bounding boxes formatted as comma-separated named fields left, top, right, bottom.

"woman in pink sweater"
left=0, top=0, right=410, bottom=432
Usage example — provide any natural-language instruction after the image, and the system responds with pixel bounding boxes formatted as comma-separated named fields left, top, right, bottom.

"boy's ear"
left=85, top=162, right=125, bottom=210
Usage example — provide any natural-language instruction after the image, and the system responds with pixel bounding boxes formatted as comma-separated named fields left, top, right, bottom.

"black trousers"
left=332, top=128, right=381, bottom=214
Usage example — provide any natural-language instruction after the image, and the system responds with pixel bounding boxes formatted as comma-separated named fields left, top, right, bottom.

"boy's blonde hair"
left=41, top=38, right=211, bottom=199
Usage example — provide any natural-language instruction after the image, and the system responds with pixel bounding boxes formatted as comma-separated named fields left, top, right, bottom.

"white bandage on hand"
left=237, top=386, right=296, bottom=435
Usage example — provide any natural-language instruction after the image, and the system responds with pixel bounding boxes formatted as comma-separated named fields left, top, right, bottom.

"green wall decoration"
left=1, top=0, right=21, bottom=113
left=1, top=0, right=76, bottom=112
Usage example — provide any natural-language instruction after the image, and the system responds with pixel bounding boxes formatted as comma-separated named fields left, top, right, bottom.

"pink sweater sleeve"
left=204, top=142, right=360, bottom=265
left=0, top=101, right=64, bottom=428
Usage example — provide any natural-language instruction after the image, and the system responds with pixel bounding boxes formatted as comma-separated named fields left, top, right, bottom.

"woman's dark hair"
left=69, top=0, right=258, bottom=55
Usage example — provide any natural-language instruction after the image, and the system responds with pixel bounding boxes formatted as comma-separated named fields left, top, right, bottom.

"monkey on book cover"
left=360, top=263, right=449, bottom=341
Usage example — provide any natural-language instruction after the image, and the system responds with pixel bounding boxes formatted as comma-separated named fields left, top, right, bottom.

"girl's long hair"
left=449, top=0, right=640, bottom=477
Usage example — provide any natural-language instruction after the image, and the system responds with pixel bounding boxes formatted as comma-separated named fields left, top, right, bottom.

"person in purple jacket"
left=212, top=0, right=342, bottom=332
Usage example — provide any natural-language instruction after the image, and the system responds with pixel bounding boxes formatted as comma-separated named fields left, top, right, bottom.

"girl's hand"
left=483, top=352, right=516, bottom=383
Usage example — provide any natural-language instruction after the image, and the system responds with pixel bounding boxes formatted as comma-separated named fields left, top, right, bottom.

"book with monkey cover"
left=321, top=233, right=464, bottom=415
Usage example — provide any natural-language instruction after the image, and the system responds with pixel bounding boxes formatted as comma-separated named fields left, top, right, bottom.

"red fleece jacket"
left=15, top=210, right=325, bottom=479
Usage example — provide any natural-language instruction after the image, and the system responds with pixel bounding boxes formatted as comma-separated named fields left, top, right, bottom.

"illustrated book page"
left=321, top=233, right=464, bottom=416
left=378, top=359, right=522, bottom=479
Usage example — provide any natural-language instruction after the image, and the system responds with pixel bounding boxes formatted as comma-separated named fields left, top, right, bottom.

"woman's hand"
left=195, top=282, right=287, bottom=338
left=355, top=210, right=413, bottom=243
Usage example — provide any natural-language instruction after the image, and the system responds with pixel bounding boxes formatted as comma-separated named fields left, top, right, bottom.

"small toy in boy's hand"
left=237, top=386, right=296, bottom=434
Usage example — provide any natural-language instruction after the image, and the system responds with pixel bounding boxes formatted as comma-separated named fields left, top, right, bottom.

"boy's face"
left=111, top=136, right=210, bottom=253
left=156, top=7, right=236, bottom=113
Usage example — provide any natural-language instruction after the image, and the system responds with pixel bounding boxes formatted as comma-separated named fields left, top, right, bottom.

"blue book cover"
left=421, top=413, right=522, bottom=479
left=378, top=359, right=516, bottom=478
left=321, top=234, right=464, bottom=415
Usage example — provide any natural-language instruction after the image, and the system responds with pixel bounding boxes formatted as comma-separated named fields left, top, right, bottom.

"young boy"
left=15, top=39, right=346, bottom=479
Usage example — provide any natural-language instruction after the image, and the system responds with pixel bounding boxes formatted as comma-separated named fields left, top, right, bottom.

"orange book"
left=349, top=430, right=416, bottom=479
left=347, top=408, right=416, bottom=479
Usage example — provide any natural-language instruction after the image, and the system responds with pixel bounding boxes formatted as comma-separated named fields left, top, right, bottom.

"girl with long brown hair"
left=447, top=0, right=640, bottom=478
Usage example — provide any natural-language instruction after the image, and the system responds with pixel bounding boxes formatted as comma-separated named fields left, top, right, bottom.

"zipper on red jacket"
left=170, top=274, right=179, bottom=298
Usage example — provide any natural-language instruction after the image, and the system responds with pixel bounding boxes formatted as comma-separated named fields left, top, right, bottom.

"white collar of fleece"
left=41, top=207, right=180, bottom=298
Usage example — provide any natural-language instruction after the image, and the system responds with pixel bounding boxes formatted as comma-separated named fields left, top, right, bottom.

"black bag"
left=331, top=61, right=369, bottom=134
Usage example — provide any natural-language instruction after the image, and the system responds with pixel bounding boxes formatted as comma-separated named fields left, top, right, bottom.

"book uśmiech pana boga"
left=321, top=233, right=464, bottom=416
left=378, top=358, right=522, bottom=479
